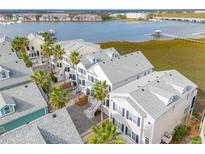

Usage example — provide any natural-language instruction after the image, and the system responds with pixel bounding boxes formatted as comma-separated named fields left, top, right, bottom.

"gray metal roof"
left=112, top=70, right=197, bottom=119
left=58, top=39, right=100, bottom=56
left=0, top=108, right=83, bottom=144
left=80, top=48, right=119, bottom=69
left=0, top=40, right=33, bottom=90
left=91, top=51, right=154, bottom=88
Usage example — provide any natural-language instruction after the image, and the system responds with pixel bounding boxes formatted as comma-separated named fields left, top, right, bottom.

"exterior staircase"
left=84, top=97, right=101, bottom=119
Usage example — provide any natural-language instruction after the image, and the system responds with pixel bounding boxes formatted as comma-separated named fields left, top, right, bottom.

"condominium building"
left=0, top=36, right=48, bottom=135
left=110, top=70, right=197, bottom=144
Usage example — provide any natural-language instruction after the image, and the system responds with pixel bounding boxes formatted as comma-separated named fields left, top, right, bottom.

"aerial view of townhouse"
left=1, top=6, right=205, bottom=145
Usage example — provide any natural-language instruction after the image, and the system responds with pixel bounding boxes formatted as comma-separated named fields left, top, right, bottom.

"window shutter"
left=112, top=118, right=115, bottom=124
left=137, top=117, right=141, bottom=127
left=122, top=108, right=125, bottom=117
left=121, top=124, right=124, bottom=132
left=125, top=127, right=128, bottom=135
left=113, top=102, right=115, bottom=110
left=126, top=111, right=129, bottom=119
left=136, top=134, right=139, bottom=143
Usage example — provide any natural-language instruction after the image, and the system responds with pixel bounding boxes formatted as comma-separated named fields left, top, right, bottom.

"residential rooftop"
left=91, top=51, right=154, bottom=89
left=58, top=39, right=100, bottom=55
left=0, top=108, right=83, bottom=144
left=0, top=40, right=33, bottom=90
left=112, top=70, right=197, bottom=119
left=0, top=82, right=48, bottom=126
left=80, top=47, right=119, bottom=69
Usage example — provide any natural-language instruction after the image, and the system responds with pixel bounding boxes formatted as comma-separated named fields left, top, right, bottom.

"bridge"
left=156, top=17, right=205, bottom=24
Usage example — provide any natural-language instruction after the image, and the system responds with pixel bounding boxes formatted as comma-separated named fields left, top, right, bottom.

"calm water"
left=0, top=21, right=205, bottom=42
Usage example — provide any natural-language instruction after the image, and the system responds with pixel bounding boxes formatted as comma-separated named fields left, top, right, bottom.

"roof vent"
left=25, top=85, right=28, bottom=88
left=141, top=88, right=144, bottom=91
left=52, top=114, right=57, bottom=118
left=169, top=74, right=172, bottom=76
left=157, top=80, right=160, bottom=83
left=16, top=61, right=18, bottom=63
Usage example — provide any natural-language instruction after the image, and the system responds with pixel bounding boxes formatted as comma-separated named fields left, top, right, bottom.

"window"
left=65, top=67, right=70, bottom=72
left=57, top=63, right=62, bottom=68
left=1, top=71, right=7, bottom=78
left=113, top=103, right=124, bottom=116
left=127, top=111, right=139, bottom=126
left=31, top=46, right=34, bottom=50
left=88, top=75, right=97, bottom=83
left=145, top=137, right=149, bottom=144
left=125, top=127, right=139, bottom=143
left=4, top=106, right=10, bottom=114
left=82, top=80, right=85, bottom=86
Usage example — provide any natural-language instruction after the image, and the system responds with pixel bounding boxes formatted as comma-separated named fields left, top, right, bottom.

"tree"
left=19, top=52, right=32, bottom=68
left=87, top=120, right=124, bottom=144
left=30, top=69, right=51, bottom=93
left=11, top=36, right=28, bottom=53
left=69, top=51, right=80, bottom=98
left=173, top=124, right=188, bottom=141
left=42, top=42, right=53, bottom=74
left=42, top=32, right=53, bottom=44
left=92, top=80, right=109, bottom=122
left=53, top=44, right=66, bottom=83
left=49, top=86, right=69, bottom=109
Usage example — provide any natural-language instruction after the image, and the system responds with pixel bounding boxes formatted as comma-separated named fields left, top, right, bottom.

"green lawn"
left=100, top=39, right=205, bottom=112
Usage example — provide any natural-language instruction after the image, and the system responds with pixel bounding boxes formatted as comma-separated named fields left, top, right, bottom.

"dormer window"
left=0, top=66, right=10, bottom=81
left=87, top=55, right=97, bottom=64
left=0, top=93, right=16, bottom=118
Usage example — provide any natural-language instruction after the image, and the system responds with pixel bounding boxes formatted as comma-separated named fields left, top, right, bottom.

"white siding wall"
left=151, top=88, right=197, bottom=144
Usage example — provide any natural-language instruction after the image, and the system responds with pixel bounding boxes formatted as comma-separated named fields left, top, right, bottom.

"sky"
left=0, top=0, right=205, bottom=9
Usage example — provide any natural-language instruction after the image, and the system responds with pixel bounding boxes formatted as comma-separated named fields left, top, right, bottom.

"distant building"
left=22, top=13, right=37, bottom=21
left=39, top=13, right=71, bottom=21
left=72, top=14, right=102, bottom=21
left=0, top=108, right=83, bottom=144
left=0, top=36, right=48, bottom=135
left=125, top=12, right=148, bottom=19
left=111, top=12, right=148, bottom=20
left=194, top=10, right=205, bottom=13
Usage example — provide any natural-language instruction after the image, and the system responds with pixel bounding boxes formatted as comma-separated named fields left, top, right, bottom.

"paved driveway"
left=66, top=103, right=107, bottom=135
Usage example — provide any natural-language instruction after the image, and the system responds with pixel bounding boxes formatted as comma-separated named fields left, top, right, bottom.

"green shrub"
left=51, top=75, right=58, bottom=83
left=173, top=124, right=188, bottom=141
left=192, top=136, right=201, bottom=144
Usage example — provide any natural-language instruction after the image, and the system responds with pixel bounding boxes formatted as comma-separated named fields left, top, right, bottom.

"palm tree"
left=69, top=51, right=80, bottom=98
left=30, top=69, right=51, bottom=93
left=11, top=36, right=28, bottom=53
left=42, top=32, right=53, bottom=44
left=87, top=120, right=124, bottom=144
left=92, top=80, right=109, bottom=122
left=42, top=42, right=53, bottom=74
left=49, top=86, right=69, bottom=109
left=53, top=44, right=66, bottom=83
left=19, top=52, right=32, bottom=68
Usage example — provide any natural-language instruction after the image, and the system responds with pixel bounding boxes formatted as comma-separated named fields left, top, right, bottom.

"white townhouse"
left=62, top=52, right=154, bottom=118
left=109, top=70, right=198, bottom=144
left=51, top=39, right=101, bottom=81
left=26, top=33, right=45, bottom=63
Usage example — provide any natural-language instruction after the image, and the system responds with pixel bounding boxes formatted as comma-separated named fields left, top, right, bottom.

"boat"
left=37, top=29, right=55, bottom=36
